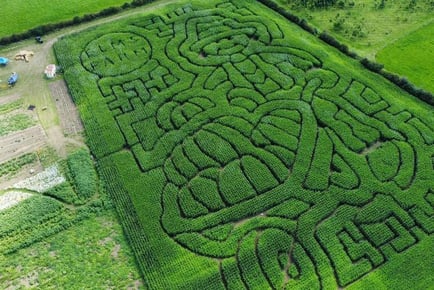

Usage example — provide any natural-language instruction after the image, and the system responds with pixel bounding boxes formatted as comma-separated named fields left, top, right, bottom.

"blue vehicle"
left=8, top=72, right=18, bottom=86
left=0, top=57, right=8, bottom=66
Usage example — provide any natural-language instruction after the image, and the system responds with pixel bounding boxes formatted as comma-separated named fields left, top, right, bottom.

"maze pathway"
left=56, top=1, right=434, bottom=289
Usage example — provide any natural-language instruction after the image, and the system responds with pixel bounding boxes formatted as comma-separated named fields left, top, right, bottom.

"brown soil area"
left=0, top=125, right=46, bottom=164
left=0, top=94, right=20, bottom=106
left=49, top=80, right=84, bottom=135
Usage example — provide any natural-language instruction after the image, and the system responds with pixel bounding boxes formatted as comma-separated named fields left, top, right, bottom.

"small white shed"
left=44, top=64, right=56, bottom=78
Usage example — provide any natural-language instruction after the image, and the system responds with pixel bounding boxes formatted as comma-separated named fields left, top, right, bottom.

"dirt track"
left=49, top=80, right=83, bottom=135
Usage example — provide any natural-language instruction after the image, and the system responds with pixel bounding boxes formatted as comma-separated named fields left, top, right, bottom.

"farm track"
left=49, top=80, right=83, bottom=135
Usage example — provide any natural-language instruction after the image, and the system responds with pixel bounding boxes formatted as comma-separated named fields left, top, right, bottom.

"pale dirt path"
left=0, top=190, right=33, bottom=211
left=0, top=94, right=20, bottom=106
left=49, top=80, right=83, bottom=136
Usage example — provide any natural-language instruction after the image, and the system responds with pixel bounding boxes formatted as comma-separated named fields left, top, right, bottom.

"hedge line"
left=0, top=0, right=155, bottom=46
left=256, top=0, right=434, bottom=106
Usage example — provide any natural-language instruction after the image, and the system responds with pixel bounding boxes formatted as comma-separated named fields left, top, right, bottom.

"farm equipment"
left=15, top=50, right=34, bottom=62
left=8, top=72, right=18, bottom=86
left=0, top=57, right=9, bottom=66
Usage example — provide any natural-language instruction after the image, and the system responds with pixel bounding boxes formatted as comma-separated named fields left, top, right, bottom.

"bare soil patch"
left=0, top=161, right=43, bottom=191
left=0, top=190, right=33, bottom=211
left=0, top=94, right=20, bottom=106
left=0, top=125, right=47, bottom=164
left=111, top=244, right=121, bottom=259
left=127, top=279, right=143, bottom=290
left=49, top=80, right=83, bottom=135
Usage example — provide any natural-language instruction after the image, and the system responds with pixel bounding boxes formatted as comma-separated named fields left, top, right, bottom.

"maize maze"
left=55, top=0, right=434, bottom=288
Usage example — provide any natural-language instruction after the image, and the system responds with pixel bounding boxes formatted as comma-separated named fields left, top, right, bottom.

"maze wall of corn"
left=54, top=0, right=434, bottom=288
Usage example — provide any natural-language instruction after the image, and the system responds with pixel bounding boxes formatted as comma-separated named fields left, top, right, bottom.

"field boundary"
left=257, top=0, right=434, bottom=103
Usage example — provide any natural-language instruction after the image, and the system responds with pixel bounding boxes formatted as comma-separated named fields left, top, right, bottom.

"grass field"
left=377, top=21, right=434, bottom=93
left=0, top=0, right=128, bottom=38
left=273, top=0, right=434, bottom=94
left=274, top=0, right=434, bottom=57
left=54, top=0, right=434, bottom=288
left=0, top=210, right=142, bottom=289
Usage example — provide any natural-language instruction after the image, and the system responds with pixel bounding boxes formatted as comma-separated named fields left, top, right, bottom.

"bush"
left=67, top=149, right=98, bottom=200
left=257, top=0, right=317, bottom=35
left=319, top=32, right=354, bottom=56
left=360, top=58, right=384, bottom=72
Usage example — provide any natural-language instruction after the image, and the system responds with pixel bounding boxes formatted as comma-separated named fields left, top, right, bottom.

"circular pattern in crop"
left=80, top=32, right=150, bottom=77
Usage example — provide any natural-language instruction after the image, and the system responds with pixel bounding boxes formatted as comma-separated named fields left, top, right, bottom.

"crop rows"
left=55, top=0, right=434, bottom=289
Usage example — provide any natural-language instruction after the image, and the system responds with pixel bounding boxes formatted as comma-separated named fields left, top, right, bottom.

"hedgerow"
left=54, top=0, right=434, bottom=289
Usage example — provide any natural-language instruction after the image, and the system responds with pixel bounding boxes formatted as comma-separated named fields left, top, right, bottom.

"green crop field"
left=377, top=21, right=434, bottom=93
left=0, top=149, right=108, bottom=254
left=54, top=0, right=434, bottom=288
left=0, top=0, right=127, bottom=38
left=0, top=210, right=142, bottom=289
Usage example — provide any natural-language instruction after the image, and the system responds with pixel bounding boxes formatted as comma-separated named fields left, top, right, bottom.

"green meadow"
left=0, top=0, right=127, bottom=38
left=377, top=21, right=434, bottom=93
left=274, top=0, right=434, bottom=94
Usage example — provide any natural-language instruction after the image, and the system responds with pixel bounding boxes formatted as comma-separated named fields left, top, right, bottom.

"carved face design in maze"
left=81, top=2, right=433, bottom=289
left=81, top=33, right=151, bottom=76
